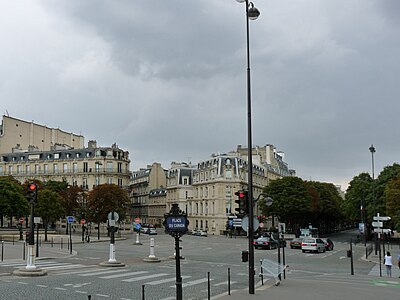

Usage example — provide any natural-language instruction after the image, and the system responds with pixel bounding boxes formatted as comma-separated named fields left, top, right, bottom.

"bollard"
left=142, top=284, right=145, bottom=300
left=23, top=243, right=25, bottom=260
left=228, top=268, right=231, bottom=295
left=61, top=238, right=63, bottom=249
left=1, top=241, right=4, bottom=262
left=208, top=272, right=211, bottom=300
left=88, top=295, right=91, bottom=300
left=260, top=259, right=264, bottom=285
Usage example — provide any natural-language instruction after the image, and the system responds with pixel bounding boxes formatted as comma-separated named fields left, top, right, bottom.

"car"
left=196, top=230, right=208, bottom=237
left=148, top=228, right=157, bottom=235
left=322, top=238, right=334, bottom=251
left=290, top=238, right=303, bottom=249
left=301, top=237, right=326, bottom=253
left=253, top=237, right=278, bottom=250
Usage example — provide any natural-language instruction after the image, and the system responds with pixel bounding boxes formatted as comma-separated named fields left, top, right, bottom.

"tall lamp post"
left=369, top=144, right=377, bottom=254
left=236, top=0, right=260, bottom=295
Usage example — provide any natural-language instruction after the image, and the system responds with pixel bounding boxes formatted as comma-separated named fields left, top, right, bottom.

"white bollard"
left=26, top=245, right=36, bottom=270
left=108, top=243, right=116, bottom=263
left=143, top=238, right=160, bottom=262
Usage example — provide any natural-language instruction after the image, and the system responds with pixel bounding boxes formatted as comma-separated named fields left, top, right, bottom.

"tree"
left=36, top=189, right=65, bottom=241
left=343, top=173, right=372, bottom=222
left=261, top=177, right=312, bottom=231
left=0, top=176, right=29, bottom=227
left=374, top=163, right=400, bottom=216
left=385, top=177, right=400, bottom=231
left=87, top=184, right=130, bottom=237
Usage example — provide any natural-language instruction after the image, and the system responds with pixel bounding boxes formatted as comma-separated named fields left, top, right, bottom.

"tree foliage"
left=260, top=177, right=343, bottom=233
left=87, top=184, right=130, bottom=223
left=0, top=176, right=29, bottom=226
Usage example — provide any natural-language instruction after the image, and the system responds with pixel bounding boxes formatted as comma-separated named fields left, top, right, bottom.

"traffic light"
left=27, top=183, right=37, bottom=202
left=234, top=190, right=248, bottom=215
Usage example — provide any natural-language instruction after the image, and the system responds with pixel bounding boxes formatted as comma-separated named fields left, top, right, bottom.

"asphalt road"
left=0, top=230, right=398, bottom=300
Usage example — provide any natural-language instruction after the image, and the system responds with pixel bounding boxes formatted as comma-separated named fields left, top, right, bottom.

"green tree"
left=343, top=173, right=372, bottom=222
left=385, top=177, right=400, bottom=231
left=36, top=189, right=65, bottom=241
left=261, top=177, right=312, bottom=231
left=374, top=163, right=400, bottom=216
left=0, top=176, right=29, bottom=227
left=87, top=184, right=130, bottom=236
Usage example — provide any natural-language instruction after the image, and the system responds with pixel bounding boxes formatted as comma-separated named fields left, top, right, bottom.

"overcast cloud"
left=1, top=0, right=400, bottom=190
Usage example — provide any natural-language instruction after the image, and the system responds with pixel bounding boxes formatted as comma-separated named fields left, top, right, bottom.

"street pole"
left=236, top=0, right=260, bottom=294
left=369, top=145, right=377, bottom=254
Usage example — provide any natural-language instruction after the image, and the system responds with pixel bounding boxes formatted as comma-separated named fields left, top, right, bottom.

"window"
left=44, top=164, right=48, bottom=174
left=73, top=163, right=78, bottom=173
left=0, top=166, right=3, bottom=175
left=53, top=164, right=58, bottom=173
left=183, top=177, right=188, bottom=185
left=17, top=165, right=22, bottom=174
left=54, top=153, right=60, bottom=159
left=118, top=163, right=122, bottom=173
left=107, top=177, right=112, bottom=184
left=26, top=165, right=30, bottom=174
left=107, top=162, right=113, bottom=172
left=63, top=163, right=67, bottom=173
left=76, top=153, right=80, bottom=158
left=95, top=177, right=100, bottom=186
left=83, top=162, right=88, bottom=172
left=35, top=164, right=40, bottom=174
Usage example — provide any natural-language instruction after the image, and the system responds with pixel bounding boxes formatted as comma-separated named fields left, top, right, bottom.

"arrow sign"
left=374, top=228, right=392, bottom=234
left=373, top=216, right=391, bottom=221
left=372, top=221, right=383, bottom=228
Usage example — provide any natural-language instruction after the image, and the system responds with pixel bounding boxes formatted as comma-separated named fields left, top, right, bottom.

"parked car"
left=253, top=237, right=278, bottom=250
left=290, top=238, right=303, bottom=249
left=196, top=230, right=208, bottom=237
left=301, top=237, right=326, bottom=253
left=322, top=238, right=334, bottom=251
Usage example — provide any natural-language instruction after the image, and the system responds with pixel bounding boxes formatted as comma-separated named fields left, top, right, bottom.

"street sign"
left=67, top=216, right=75, bottom=223
left=34, top=217, right=41, bottom=224
left=135, top=223, right=141, bottom=230
left=80, top=219, right=85, bottom=225
left=374, top=228, right=391, bottom=234
left=108, top=211, right=119, bottom=222
left=373, top=216, right=391, bottom=221
left=165, top=215, right=188, bottom=233
left=241, top=216, right=260, bottom=233
left=19, top=217, right=24, bottom=224
left=233, top=218, right=242, bottom=227
left=372, top=221, right=383, bottom=228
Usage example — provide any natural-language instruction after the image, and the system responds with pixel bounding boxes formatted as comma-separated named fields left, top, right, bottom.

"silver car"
left=301, top=237, right=326, bottom=253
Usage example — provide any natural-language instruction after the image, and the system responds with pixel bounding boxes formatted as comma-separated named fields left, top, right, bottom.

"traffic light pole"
left=26, top=184, right=37, bottom=270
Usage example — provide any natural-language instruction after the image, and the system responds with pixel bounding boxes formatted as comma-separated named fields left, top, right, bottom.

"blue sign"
left=67, top=216, right=75, bottom=224
left=135, top=223, right=141, bottom=230
left=165, top=215, right=188, bottom=233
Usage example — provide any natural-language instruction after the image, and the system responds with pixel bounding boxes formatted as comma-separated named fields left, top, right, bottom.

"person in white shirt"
left=384, top=251, right=393, bottom=277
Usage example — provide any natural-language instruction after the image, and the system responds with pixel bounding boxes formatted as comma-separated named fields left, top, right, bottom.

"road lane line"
left=100, top=271, right=148, bottom=279
left=122, top=273, right=168, bottom=282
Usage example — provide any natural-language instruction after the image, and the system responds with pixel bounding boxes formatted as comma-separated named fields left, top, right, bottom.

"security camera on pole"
left=100, top=211, right=125, bottom=267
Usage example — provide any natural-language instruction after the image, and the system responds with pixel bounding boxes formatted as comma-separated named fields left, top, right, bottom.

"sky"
left=1, top=0, right=400, bottom=191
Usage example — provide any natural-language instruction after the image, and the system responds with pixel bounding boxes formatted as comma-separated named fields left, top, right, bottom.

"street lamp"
left=369, top=144, right=378, bottom=255
left=236, top=0, right=260, bottom=295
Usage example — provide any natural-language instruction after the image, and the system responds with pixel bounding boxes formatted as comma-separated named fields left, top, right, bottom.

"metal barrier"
left=259, top=257, right=288, bottom=286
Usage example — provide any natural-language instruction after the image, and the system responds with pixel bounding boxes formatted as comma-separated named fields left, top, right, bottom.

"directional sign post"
left=372, top=213, right=391, bottom=277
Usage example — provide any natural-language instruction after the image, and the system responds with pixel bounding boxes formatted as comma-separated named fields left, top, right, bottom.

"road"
left=0, top=230, right=398, bottom=299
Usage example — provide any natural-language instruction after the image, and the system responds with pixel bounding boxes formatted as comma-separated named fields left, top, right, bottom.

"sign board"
left=135, top=223, right=141, bottom=230
left=374, top=228, right=391, bottom=234
left=278, top=223, right=286, bottom=234
left=373, top=215, right=391, bottom=221
left=67, top=216, right=75, bottom=223
left=232, top=218, right=242, bottom=227
left=359, top=223, right=365, bottom=233
left=241, top=216, right=260, bottom=233
left=165, top=215, right=188, bottom=233
left=80, top=219, right=85, bottom=225
left=135, top=217, right=140, bottom=224
left=108, top=211, right=119, bottom=222
left=372, top=221, right=383, bottom=228
left=34, top=217, right=41, bottom=224
left=109, top=220, right=116, bottom=227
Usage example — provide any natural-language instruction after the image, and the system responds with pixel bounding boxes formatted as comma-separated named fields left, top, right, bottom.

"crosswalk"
left=1, top=260, right=239, bottom=290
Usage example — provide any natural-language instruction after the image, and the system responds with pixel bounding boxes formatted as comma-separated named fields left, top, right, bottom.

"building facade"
left=0, top=140, right=131, bottom=189
left=0, top=115, right=84, bottom=154
left=129, top=162, right=167, bottom=225
left=166, top=162, right=194, bottom=213
left=187, top=144, right=295, bottom=235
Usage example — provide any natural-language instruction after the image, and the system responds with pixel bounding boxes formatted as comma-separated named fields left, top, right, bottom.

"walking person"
left=397, top=252, right=400, bottom=278
left=384, top=251, right=393, bottom=277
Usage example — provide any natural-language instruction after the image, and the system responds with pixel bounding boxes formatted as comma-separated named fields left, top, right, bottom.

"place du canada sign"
left=165, top=215, right=188, bottom=233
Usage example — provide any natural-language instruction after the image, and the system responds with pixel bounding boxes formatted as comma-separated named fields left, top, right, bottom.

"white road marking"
left=146, top=275, right=191, bottom=285
left=100, top=271, right=148, bottom=279
left=122, top=273, right=169, bottom=282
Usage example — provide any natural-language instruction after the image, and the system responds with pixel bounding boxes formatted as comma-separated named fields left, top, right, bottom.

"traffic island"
left=13, top=268, right=47, bottom=277
left=99, top=261, right=126, bottom=267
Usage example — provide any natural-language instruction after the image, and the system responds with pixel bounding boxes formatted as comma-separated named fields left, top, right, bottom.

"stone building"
left=187, top=144, right=295, bottom=235
left=129, top=162, right=167, bottom=225
left=166, top=161, right=194, bottom=213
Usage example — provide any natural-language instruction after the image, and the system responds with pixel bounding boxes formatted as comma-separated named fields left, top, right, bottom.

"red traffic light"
left=29, top=184, right=36, bottom=190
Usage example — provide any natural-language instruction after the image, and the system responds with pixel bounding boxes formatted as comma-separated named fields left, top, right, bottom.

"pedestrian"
left=398, top=253, right=400, bottom=278
left=384, top=251, right=393, bottom=277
